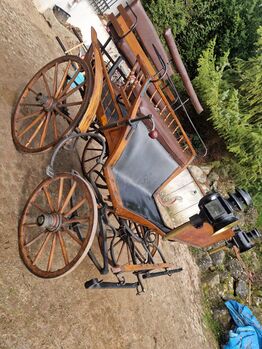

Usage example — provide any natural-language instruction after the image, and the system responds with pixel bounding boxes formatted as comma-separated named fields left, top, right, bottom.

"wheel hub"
left=36, top=93, right=57, bottom=112
left=37, top=213, right=62, bottom=232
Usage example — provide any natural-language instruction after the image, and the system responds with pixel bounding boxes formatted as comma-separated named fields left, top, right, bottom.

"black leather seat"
left=112, top=122, right=179, bottom=231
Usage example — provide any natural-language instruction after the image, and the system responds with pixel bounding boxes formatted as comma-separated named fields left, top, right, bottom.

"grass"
left=202, top=294, right=228, bottom=344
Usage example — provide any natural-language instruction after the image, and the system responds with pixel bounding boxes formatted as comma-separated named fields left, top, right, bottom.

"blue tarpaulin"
left=223, top=300, right=262, bottom=349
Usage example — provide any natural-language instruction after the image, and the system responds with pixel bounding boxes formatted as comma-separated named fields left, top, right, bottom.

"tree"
left=143, top=0, right=262, bottom=77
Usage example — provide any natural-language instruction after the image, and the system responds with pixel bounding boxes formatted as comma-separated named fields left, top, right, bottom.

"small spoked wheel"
left=81, top=136, right=107, bottom=178
left=101, top=214, right=159, bottom=267
left=18, top=173, right=97, bottom=278
left=12, top=55, right=93, bottom=153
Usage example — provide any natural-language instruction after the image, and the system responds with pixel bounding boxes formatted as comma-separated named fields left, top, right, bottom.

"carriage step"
left=85, top=278, right=138, bottom=289
left=141, top=267, right=183, bottom=279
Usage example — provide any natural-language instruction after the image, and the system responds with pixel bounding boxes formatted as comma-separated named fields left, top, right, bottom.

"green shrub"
left=142, top=0, right=188, bottom=37
left=194, top=31, right=262, bottom=225
left=144, top=0, right=262, bottom=77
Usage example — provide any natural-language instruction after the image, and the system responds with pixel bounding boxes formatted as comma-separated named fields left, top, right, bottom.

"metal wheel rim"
left=81, top=136, right=107, bottom=178
left=99, top=214, right=159, bottom=267
left=18, top=173, right=98, bottom=278
left=12, top=55, right=94, bottom=153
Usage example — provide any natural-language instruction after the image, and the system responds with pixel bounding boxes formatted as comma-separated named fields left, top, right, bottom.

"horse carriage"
left=12, top=1, right=260, bottom=293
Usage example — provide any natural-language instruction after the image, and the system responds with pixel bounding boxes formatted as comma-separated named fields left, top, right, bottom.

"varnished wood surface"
left=78, top=28, right=103, bottom=132
left=164, top=222, right=235, bottom=248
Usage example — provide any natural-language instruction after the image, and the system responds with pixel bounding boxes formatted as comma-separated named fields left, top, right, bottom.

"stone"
left=198, top=253, right=213, bottom=272
left=208, top=171, right=220, bottom=183
left=235, top=280, right=249, bottom=298
left=202, top=273, right=220, bottom=288
left=210, top=250, right=225, bottom=266
left=227, top=259, right=247, bottom=281
left=199, top=164, right=214, bottom=176
left=211, top=180, right=218, bottom=191
left=199, top=184, right=211, bottom=194
left=188, top=165, right=207, bottom=184
left=219, top=274, right=234, bottom=298
left=220, top=271, right=230, bottom=283
left=213, top=308, right=231, bottom=328
left=253, top=297, right=262, bottom=307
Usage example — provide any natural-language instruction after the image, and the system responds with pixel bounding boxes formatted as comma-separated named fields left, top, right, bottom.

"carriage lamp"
left=163, top=189, right=260, bottom=251
left=195, top=188, right=252, bottom=233
left=227, top=227, right=261, bottom=253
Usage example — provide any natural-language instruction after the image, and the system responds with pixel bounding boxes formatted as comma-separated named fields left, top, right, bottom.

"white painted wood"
left=155, top=169, right=203, bottom=229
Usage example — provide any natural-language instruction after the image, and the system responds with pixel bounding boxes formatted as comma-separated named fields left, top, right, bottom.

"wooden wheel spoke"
left=23, top=222, right=38, bottom=228
left=54, top=107, right=73, bottom=123
left=51, top=111, right=59, bottom=141
left=25, top=231, right=45, bottom=247
left=60, top=181, right=77, bottom=214
left=53, top=62, right=58, bottom=96
left=16, top=109, right=44, bottom=121
left=64, top=217, right=89, bottom=225
left=127, top=243, right=131, bottom=264
left=55, top=60, right=72, bottom=99
left=84, top=147, right=102, bottom=152
left=64, top=229, right=83, bottom=245
left=25, top=117, right=46, bottom=147
left=57, top=177, right=64, bottom=212
left=62, top=101, right=83, bottom=107
left=20, top=103, right=43, bottom=107
left=116, top=241, right=125, bottom=263
left=113, top=238, right=122, bottom=248
left=17, top=112, right=46, bottom=138
left=41, top=72, right=51, bottom=97
left=47, top=233, right=57, bottom=271
left=84, top=155, right=100, bottom=163
left=28, top=87, right=38, bottom=95
left=58, top=67, right=81, bottom=98
left=58, top=81, right=85, bottom=103
left=43, top=186, right=55, bottom=212
left=33, top=232, right=52, bottom=265
left=57, top=231, right=69, bottom=265
left=39, top=111, right=51, bottom=147
left=134, top=244, right=146, bottom=261
left=64, top=198, right=86, bottom=217
left=31, top=201, right=46, bottom=213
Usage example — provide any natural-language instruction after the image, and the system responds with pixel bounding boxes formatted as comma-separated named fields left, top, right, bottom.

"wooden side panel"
left=78, top=28, right=103, bottom=132
left=165, top=222, right=235, bottom=248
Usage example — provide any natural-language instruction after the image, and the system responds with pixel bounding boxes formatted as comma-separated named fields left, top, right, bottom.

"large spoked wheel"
left=100, top=214, right=159, bottom=267
left=12, top=55, right=93, bottom=153
left=18, top=173, right=98, bottom=278
left=81, top=136, right=107, bottom=178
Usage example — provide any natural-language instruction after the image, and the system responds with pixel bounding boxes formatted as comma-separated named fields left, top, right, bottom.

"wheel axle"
left=37, top=213, right=62, bottom=232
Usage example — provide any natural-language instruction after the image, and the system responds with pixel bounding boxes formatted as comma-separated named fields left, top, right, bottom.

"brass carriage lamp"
left=163, top=189, right=261, bottom=253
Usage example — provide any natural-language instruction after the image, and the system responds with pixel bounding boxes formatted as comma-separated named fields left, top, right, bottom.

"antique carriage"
left=12, top=2, right=259, bottom=293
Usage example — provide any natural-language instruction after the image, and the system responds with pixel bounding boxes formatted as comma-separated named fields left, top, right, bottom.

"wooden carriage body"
left=13, top=12, right=240, bottom=287
left=83, top=29, right=196, bottom=239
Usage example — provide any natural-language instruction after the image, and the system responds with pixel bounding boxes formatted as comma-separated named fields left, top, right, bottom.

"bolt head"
left=37, top=215, right=45, bottom=226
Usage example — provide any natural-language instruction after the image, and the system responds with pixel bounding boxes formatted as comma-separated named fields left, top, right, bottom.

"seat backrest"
left=139, top=96, right=192, bottom=166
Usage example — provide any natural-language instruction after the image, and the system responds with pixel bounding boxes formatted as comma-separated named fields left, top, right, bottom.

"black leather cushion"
left=112, top=122, right=179, bottom=230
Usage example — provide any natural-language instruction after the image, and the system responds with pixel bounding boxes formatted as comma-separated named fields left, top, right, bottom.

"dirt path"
left=0, top=1, right=217, bottom=348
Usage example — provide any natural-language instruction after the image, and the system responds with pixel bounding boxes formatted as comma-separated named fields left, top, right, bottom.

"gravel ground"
left=0, top=1, right=217, bottom=348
